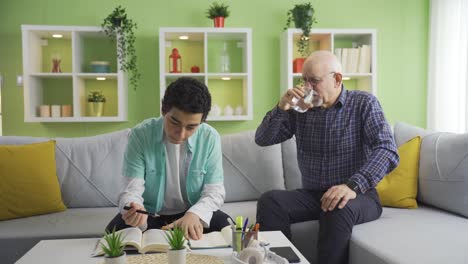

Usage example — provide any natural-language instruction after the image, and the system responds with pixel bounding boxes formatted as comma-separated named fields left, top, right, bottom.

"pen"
left=253, top=223, right=260, bottom=232
left=242, top=217, right=249, bottom=232
left=123, top=205, right=150, bottom=215
left=241, top=217, right=249, bottom=240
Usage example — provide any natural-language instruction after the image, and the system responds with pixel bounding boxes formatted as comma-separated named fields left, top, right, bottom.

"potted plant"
left=87, top=90, right=106, bottom=117
left=165, top=226, right=187, bottom=264
left=100, top=228, right=126, bottom=264
left=102, top=5, right=140, bottom=91
left=284, top=2, right=317, bottom=72
left=206, top=2, right=230, bottom=28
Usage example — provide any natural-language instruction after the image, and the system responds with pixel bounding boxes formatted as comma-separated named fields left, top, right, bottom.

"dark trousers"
left=256, top=188, right=382, bottom=264
left=105, top=209, right=230, bottom=234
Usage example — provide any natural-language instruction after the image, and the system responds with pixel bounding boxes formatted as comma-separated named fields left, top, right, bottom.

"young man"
left=255, top=50, right=399, bottom=264
left=106, top=77, right=229, bottom=240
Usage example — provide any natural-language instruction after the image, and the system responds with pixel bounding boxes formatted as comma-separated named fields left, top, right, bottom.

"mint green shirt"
left=123, top=117, right=224, bottom=214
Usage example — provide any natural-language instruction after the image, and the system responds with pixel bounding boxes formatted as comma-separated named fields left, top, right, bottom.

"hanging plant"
left=102, top=5, right=140, bottom=91
left=284, top=2, right=318, bottom=57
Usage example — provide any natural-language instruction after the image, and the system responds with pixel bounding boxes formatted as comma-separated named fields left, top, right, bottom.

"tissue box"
left=90, top=61, right=110, bottom=73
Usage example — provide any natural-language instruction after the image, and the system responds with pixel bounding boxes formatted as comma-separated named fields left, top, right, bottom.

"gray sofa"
left=1, top=122, right=468, bottom=264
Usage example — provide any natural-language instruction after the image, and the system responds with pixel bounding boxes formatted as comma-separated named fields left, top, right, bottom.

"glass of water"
left=291, top=85, right=314, bottom=113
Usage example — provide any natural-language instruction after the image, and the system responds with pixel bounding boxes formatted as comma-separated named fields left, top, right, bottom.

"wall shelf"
left=159, top=27, right=252, bottom=121
left=281, top=28, right=377, bottom=97
left=21, top=25, right=127, bottom=122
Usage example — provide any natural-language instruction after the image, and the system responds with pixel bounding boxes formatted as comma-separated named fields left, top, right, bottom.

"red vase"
left=293, top=58, right=306, bottom=73
left=213, top=17, right=225, bottom=28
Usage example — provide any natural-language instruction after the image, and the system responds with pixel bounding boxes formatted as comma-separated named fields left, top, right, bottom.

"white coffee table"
left=16, top=231, right=310, bottom=264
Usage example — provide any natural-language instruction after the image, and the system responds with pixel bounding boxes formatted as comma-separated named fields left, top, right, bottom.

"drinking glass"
left=291, top=85, right=314, bottom=113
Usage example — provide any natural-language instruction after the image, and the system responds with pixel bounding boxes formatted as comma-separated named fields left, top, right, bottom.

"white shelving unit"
left=280, top=28, right=377, bottom=97
left=21, top=25, right=127, bottom=122
left=159, top=27, right=252, bottom=121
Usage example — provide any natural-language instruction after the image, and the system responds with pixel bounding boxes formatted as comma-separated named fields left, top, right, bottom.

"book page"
left=92, top=227, right=143, bottom=256
left=190, top=225, right=232, bottom=249
left=140, top=229, right=170, bottom=253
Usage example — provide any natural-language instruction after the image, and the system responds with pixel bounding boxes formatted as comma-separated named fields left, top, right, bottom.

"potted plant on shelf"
left=165, top=226, right=187, bottom=264
left=102, top=5, right=140, bottom=91
left=87, top=90, right=106, bottom=117
left=284, top=2, right=317, bottom=73
left=100, top=228, right=126, bottom=264
left=206, top=2, right=230, bottom=28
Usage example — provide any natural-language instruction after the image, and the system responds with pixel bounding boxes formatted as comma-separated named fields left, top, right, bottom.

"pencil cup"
left=232, top=229, right=258, bottom=253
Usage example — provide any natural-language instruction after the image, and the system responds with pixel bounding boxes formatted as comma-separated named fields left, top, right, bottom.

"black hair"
left=161, top=77, right=212, bottom=122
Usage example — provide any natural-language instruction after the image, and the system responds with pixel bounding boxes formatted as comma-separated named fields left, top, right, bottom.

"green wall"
left=0, top=0, right=429, bottom=137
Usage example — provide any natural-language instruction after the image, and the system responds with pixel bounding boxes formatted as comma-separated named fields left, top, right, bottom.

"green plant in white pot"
left=165, top=226, right=187, bottom=264
left=87, top=90, right=106, bottom=117
left=100, top=228, right=126, bottom=264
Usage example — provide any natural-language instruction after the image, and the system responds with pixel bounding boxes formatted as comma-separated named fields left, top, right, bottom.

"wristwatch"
left=346, top=180, right=361, bottom=194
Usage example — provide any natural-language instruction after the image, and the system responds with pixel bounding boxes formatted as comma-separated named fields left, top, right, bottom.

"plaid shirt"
left=255, top=86, right=399, bottom=193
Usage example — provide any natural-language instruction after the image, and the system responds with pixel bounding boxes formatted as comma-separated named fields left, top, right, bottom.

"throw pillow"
left=376, top=136, right=421, bottom=209
left=0, top=140, right=66, bottom=220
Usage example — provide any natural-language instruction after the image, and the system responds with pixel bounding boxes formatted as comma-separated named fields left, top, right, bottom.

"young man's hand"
left=122, top=202, right=148, bottom=227
left=320, top=184, right=357, bottom=212
left=162, top=212, right=203, bottom=240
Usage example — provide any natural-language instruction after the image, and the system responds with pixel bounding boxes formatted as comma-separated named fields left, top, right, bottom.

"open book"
left=189, top=225, right=232, bottom=249
left=92, top=228, right=171, bottom=256
left=92, top=225, right=233, bottom=256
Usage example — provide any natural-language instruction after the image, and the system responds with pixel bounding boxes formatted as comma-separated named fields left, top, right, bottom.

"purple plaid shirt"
left=255, top=86, right=399, bottom=193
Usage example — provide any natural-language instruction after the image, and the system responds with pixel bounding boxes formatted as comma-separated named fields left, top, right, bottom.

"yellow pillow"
left=0, top=140, right=66, bottom=220
left=376, top=136, right=421, bottom=209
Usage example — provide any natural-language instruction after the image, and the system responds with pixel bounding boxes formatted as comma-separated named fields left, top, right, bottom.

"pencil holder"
left=231, top=230, right=258, bottom=252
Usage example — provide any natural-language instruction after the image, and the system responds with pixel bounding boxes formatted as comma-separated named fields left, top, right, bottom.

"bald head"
left=303, top=50, right=342, bottom=74
left=301, top=50, right=343, bottom=109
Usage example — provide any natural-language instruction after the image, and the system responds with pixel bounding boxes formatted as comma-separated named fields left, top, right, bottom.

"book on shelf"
left=341, top=48, right=349, bottom=73
left=358, top=45, right=371, bottom=73
left=92, top=225, right=233, bottom=256
left=349, top=48, right=360, bottom=73
left=334, top=48, right=342, bottom=64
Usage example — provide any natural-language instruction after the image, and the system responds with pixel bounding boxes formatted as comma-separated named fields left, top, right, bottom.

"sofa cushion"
left=350, top=206, right=468, bottom=264
left=221, top=130, right=285, bottom=202
left=0, top=140, right=66, bottom=220
left=55, top=129, right=130, bottom=208
left=376, top=136, right=420, bottom=209
left=281, top=136, right=303, bottom=190
left=393, top=122, right=434, bottom=147
left=419, top=132, right=468, bottom=218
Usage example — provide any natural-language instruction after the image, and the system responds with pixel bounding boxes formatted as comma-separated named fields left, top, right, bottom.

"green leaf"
left=165, top=226, right=186, bottom=250
left=101, top=227, right=124, bottom=257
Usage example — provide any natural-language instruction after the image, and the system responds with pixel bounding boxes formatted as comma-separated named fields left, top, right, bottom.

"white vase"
left=234, top=105, right=243, bottom=115
left=224, top=105, right=233, bottom=116
left=104, top=252, right=126, bottom=264
left=167, top=247, right=187, bottom=264
left=211, top=104, right=222, bottom=117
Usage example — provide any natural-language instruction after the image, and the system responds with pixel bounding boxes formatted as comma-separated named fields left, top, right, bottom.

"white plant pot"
left=167, top=247, right=187, bottom=264
left=104, top=252, right=126, bottom=264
